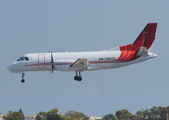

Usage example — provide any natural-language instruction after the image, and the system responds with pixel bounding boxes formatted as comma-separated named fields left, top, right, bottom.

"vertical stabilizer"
left=132, top=23, right=157, bottom=50
left=117, top=23, right=157, bottom=62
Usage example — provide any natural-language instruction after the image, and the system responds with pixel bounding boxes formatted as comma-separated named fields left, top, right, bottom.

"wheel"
left=74, top=76, right=78, bottom=81
left=21, top=79, right=25, bottom=83
left=78, top=77, right=82, bottom=81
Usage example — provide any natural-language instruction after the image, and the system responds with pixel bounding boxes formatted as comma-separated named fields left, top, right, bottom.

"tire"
left=74, top=76, right=78, bottom=81
left=21, top=79, right=25, bottom=83
left=78, top=77, right=82, bottom=81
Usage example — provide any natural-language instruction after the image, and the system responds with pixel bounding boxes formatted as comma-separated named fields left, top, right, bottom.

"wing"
left=70, top=58, right=88, bottom=71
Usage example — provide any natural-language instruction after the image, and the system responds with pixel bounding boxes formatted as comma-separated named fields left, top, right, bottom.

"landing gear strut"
left=21, top=73, right=25, bottom=83
left=74, top=71, right=82, bottom=81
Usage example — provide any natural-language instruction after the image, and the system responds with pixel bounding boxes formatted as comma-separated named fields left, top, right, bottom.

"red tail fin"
left=117, top=23, right=157, bottom=62
left=132, top=23, right=157, bottom=50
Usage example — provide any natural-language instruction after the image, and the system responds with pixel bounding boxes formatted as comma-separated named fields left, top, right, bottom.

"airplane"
left=7, top=23, right=158, bottom=83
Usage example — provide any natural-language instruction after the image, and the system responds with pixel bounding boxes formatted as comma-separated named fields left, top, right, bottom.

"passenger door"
left=38, top=54, right=45, bottom=69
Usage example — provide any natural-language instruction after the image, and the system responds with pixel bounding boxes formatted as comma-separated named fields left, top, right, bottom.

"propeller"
left=50, top=52, right=54, bottom=74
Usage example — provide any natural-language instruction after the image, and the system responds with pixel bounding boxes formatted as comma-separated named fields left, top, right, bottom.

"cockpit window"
left=17, top=57, right=22, bottom=61
left=25, top=57, right=29, bottom=61
left=17, top=57, right=29, bottom=61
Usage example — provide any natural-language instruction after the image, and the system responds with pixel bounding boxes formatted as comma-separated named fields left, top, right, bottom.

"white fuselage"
left=7, top=50, right=157, bottom=73
left=7, top=23, right=158, bottom=83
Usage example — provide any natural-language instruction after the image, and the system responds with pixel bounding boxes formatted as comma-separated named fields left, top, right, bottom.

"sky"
left=0, top=0, right=169, bottom=117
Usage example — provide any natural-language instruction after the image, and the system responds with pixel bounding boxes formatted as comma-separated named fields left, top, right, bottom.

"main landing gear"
left=21, top=73, right=25, bottom=83
left=74, top=71, right=82, bottom=81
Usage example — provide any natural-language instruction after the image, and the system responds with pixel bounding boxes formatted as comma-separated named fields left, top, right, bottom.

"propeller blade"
left=51, top=52, right=53, bottom=63
left=51, top=52, right=54, bottom=74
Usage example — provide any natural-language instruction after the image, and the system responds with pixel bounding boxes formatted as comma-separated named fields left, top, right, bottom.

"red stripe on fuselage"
left=19, top=60, right=122, bottom=68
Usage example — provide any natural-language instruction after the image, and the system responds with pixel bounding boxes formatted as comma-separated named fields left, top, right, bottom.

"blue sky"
left=0, top=0, right=169, bottom=116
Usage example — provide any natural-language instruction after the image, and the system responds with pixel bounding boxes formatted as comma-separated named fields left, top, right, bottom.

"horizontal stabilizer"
left=134, top=47, right=148, bottom=56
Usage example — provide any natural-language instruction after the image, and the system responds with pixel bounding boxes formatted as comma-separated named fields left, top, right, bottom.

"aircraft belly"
left=88, top=64, right=102, bottom=70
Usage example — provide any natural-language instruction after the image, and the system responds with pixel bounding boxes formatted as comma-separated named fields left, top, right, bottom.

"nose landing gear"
left=74, top=71, right=82, bottom=81
left=21, top=73, right=25, bottom=83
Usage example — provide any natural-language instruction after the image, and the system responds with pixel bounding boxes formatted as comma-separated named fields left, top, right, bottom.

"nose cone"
left=7, top=65, right=12, bottom=71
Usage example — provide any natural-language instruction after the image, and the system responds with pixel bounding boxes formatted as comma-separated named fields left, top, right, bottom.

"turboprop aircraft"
left=7, top=23, right=157, bottom=83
